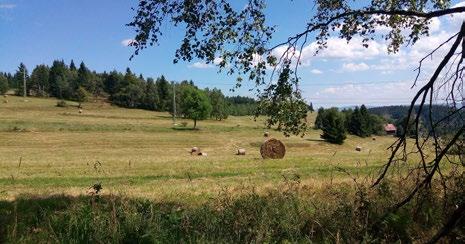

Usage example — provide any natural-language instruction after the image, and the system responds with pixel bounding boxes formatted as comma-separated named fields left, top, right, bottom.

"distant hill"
left=368, top=105, right=454, bottom=122
left=368, top=105, right=463, bottom=135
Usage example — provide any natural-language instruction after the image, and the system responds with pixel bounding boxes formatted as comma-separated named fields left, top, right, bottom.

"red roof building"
left=384, top=124, right=397, bottom=135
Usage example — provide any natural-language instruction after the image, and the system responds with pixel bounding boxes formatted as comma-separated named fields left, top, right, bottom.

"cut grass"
left=0, top=96, right=396, bottom=202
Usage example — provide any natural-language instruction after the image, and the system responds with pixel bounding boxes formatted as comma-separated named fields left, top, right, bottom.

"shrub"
left=56, top=100, right=68, bottom=107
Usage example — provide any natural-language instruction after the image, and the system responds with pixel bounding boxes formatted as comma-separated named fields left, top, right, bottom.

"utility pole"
left=23, top=67, right=26, bottom=98
left=172, top=81, right=176, bottom=125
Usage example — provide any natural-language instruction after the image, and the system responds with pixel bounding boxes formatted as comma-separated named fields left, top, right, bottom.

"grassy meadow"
left=1, top=96, right=463, bottom=243
left=0, top=95, right=396, bottom=203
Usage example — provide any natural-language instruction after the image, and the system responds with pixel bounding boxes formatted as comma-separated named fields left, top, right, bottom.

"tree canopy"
left=128, top=0, right=465, bottom=136
left=179, top=86, right=212, bottom=128
left=128, top=1, right=465, bottom=241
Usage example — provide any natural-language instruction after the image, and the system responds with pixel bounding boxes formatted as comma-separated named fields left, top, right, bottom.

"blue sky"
left=1, top=0, right=464, bottom=107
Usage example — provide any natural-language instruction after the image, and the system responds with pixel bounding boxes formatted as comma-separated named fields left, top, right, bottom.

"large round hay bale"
left=260, top=138, right=285, bottom=159
left=237, top=148, right=246, bottom=155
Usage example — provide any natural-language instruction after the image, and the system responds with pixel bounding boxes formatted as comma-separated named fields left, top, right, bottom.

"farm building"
left=384, top=124, right=397, bottom=135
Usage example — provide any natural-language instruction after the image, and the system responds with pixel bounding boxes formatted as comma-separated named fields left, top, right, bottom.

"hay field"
left=0, top=96, right=396, bottom=202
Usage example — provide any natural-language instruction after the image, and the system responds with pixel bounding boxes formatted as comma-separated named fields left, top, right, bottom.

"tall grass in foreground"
left=0, top=177, right=463, bottom=243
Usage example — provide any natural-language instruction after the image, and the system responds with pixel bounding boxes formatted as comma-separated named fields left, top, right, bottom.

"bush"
left=56, top=100, right=68, bottom=107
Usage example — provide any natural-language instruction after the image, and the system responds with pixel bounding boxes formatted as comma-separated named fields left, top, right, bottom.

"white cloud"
left=187, top=57, right=225, bottom=69
left=310, top=81, right=418, bottom=106
left=342, top=62, right=369, bottom=72
left=0, top=4, right=16, bottom=9
left=311, top=69, right=323, bottom=74
left=188, top=62, right=214, bottom=69
left=121, top=39, right=137, bottom=46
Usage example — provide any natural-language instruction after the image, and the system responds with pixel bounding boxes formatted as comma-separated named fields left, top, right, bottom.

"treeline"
left=369, top=105, right=464, bottom=137
left=314, top=105, right=385, bottom=144
left=0, top=61, right=258, bottom=119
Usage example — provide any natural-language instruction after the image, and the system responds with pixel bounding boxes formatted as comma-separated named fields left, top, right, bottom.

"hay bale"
left=260, top=138, right=285, bottom=159
left=198, top=152, right=207, bottom=156
left=78, top=109, right=83, bottom=114
left=356, top=146, right=362, bottom=151
left=237, top=148, right=246, bottom=155
left=372, top=137, right=376, bottom=141
left=264, top=131, right=269, bottom=137
left=191, top=147, right=199, bottom=154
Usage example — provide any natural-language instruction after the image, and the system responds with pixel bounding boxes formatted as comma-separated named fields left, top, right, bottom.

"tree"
left=104, top=70, right=123, bottom=97
left=14, top=63, right=29, bottom=96
left=74, top=86, right=90, bottom=108
left=0, top=74, right=8, bottom=94
left=156, top=75, right=171, bottom=111
left=128, top=2, right=465, bottom=240
left=314, top=107, right=325, bottom=129
left=30, top=65, right=50, bottom=97
left=180, top=86, right=212, bottom=129
left=308, top=103, right=314, bottom=113
left=69, top=60, right=77, bottom=71
left=207, top=88, right=229, bottom=121
left=142, top=77, right=159, bottom=110
left=319, top=108, right=347, bottom=144
left=112, top=69, right=145, bottom=108
left=77, top=62, right=94, bottom=93
left=49, top=60, right=70, bottom=99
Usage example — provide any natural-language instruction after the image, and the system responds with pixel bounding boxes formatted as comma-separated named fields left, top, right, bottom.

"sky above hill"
left=1, top=0, right=464, bottom=107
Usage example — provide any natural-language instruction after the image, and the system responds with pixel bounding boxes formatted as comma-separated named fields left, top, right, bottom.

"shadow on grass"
left=172, top=127, right=200, bottom=131
left=0, top=178, right=455, bottom=243
left=305, top=138, right=325, bottom=142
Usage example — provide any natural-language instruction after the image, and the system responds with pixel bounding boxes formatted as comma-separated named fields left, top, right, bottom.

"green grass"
left=0, top=96, right=396, bottom=202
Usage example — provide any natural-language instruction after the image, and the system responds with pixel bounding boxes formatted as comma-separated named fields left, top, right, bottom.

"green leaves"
left=128, top=0, right=458, bottom=137
left=180, top=86, right=212, bottom=128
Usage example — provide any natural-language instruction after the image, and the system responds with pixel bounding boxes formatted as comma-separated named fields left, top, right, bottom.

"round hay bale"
left=191, top=147, right=199, bottom=154
left=260, top=138, right=285, bottom=159
left=78, top=109, right=83, bottom=114
left=264, top=131, right=269, bottom=137
left=237, top=148, right=246, bottom=155
left=198, top=152, right=207, bottom=156
left=356, top=146, right=362, bottom=151
left=372, top=137, right=376, bottom=141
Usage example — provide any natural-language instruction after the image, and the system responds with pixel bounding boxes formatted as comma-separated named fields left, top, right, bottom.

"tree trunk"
left=194, top=119, right=197, bottom=129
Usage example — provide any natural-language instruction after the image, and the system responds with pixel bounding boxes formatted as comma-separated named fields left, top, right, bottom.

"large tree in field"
left=128, top=1, right=465, bottom=241
left=180, top=86, right=212, bottom=129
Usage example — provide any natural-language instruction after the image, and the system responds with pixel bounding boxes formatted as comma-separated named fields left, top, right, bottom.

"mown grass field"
left=0, top=95, right=397, bottom=203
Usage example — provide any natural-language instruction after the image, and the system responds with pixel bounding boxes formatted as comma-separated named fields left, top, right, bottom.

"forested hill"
left=369, top=105, right=463, bottom=136
left=368, top=105, right=455, bottom=122
left=0, top=61, right=258, bottom=118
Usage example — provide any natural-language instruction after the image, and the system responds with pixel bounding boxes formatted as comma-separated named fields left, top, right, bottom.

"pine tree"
left=308, top=102, right=314, bottom=113
left=14, top=63, right=29, bottom=96
left=314, top=107, right=325, bottom=129
left=30, top=65, right=50, bottom=97
left=0, top=74, right=8, bottom=94
left=69, top=60, right=77, bottom=71
left=156, top=75, right=170, bottom=111
left=320, top=108, right=347, bottom=144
